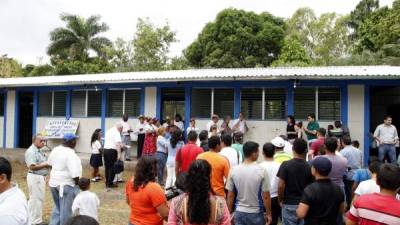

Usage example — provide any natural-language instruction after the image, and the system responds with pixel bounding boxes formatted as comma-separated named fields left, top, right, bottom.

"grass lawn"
left=12, top=162, right=132, bottom=225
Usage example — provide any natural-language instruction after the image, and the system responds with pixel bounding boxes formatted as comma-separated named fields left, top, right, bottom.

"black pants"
left=270, top=197, right=281, bottom=225
left=137, top=134, right=145, bottom=158
left=103, top=148, right=117, bottom=187
left=344, top=178, right=354, bottom=210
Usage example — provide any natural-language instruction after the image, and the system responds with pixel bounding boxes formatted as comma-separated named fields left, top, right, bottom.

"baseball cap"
left=271, top=137, right=285, bottom=148
left=63, top=133, right=78, bottom=142
left=311, top=157, right=332, bottom=175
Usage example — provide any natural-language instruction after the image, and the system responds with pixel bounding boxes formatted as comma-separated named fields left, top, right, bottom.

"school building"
left=1, top=66, right=400, bottom=164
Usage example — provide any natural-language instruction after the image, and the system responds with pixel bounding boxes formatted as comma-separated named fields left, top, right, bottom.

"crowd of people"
left=0, top=112, right=400, bottom=225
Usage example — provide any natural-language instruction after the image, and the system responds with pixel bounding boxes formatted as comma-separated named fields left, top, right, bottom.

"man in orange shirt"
left=197, top=136, right=230, bottom=197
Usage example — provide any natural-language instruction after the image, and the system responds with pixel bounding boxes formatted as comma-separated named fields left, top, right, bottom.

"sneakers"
left=91, top=177, right=102, bottom=182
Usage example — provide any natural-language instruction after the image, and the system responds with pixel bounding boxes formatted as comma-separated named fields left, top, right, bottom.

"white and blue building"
left=1, top=66, right=400, bottom=164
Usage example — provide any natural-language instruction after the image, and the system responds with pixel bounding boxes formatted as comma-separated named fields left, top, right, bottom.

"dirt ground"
left=12, top=162, right=132, bottom=225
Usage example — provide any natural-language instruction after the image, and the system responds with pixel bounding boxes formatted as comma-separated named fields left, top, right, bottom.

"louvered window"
left=107, top=89, right=141, bottom=117
left=214, top=89, right=234, bottom=118
left=241, top=88, right=262, bottom=119
left=0, top=93, right=4, bottom=116
left=265, top=88, right=286, bottom=120
left=53, top=91, right=67, bottom=116
left=191, top=89, right=212, bottom=118
left=71, top=91, right=86, bottom=117
left=38, top=92, right=52, bottom=116
left=87, top=91, right=102, bottom=117
left=318, top=88, right=340, bottom=120
left=125, top=89, right=141, bottom=117
left=294, top=88, right=315, bottom=119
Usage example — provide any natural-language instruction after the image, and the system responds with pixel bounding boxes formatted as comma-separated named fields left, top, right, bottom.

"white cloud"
left=0, top=0, right=394, bottom=65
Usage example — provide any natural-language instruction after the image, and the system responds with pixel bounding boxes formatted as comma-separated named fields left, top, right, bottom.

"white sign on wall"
left=44, top=120, right=80, bottom=139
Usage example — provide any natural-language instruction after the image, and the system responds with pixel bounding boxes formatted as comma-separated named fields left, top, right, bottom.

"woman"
left=220, top=115, right=232, bottom=136
left=167, top=159, right=231, bottom=225
left=165, top=130, right=184, bottom=190
left=295, top=121, right=307, bottom=141
left=286, top=115, right=296, bottom=142
left=199, top=130, right=209, bottom=152
left=186, top=118, right=200, bottom=135
left=143, top=118, right=158, bottom=156
left=209, top=125, right=218, bottom=138
left=125, top=156, right=169, bottom=225
left=90, top=129, right=103, bottom=182
left=174, top=114, right=184, bottom=131
left=156, top=127, right=168, bottom=186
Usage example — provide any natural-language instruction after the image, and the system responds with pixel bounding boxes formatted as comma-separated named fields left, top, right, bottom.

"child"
left=72, top=178, right=100, bottom=221
left=90, top=129, right=103, bottom=182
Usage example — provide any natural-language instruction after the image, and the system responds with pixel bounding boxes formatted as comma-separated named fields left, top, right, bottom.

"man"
left=321, top=137, right=348, bottom=194
left=353, top=161, right=381, bottom=202
left=297, top=157, right=345, bottom=225
left=47, top=133, right=82, bottom=225
left=340, top=135, right=362, bottom=210
left=347, top=164, right=400, bottom=225
left=220, top=134, right=240, bottom=167
left=277, top=138, right=313, bottom=225
left=103, top=123, right=124, bottom=188
left=206, top=114, right=219, bottom=133
left=197, top=136, right=230, bottom=197
left=25, top=134, right=50, bottom=225
left=373, top=115, right=399, bottom=164
left=259, top=143, right=281, bottom=225
left=309, top=128, right=326, bottom=159
left=227, top=141, right=272, bottom=225
left=121, top=114, right=133, bottom=161
left=304, top=114, right=319, bottom=141
left=135, top=115, right=146, bottom=159
left=175, top=131, right=203, bottom=175
left=0, top=157, right=29, bottom=225
left=233, top=112, right=249, bottom=135
left=272, top=136, right=293, bottom=164
left=232, top=132, right=244, bottom=163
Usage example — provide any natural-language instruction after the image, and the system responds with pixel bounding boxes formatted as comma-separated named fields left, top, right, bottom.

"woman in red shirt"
left=125, top=156, right=169, bottom=225
left=143, top=118, right=158, bottom=156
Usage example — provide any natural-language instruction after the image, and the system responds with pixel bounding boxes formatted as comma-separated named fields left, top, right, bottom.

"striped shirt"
left=273, top=151, right=293, bottom=164
left=347, top=193, right=400, bottom=225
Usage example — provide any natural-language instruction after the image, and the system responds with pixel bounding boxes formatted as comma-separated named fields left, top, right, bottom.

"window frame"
left=106, top=88, right=142, bottom=118
left=70, top=89, right=102, bottom=118
left=37, top=90, right=67, bottom=117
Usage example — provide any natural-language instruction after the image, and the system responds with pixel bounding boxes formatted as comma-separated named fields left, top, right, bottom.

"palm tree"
left=47, top=13, right=112, bottom=61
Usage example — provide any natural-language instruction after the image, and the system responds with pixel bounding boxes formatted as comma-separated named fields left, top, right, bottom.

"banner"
left=44, top=119, right=80, bottom=139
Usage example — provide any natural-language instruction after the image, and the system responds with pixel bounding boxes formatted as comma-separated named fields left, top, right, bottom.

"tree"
left=47, top=13, right=112, bottom=62
left=271, top=37, right=311, bottom=67
left=347, top=0, right=380, bottom=41
left=132, top=18, right=176, bottom=71
left=24, top=64, right=54, bottom=76
left=167, top=56, right=190, bottom=70
left=0, top=55, right=22, bottom=78
left=106, top=38, right=135, bottom=72
left=52, top=58, right=113, bottom=75
left=184, top=8, right=285, bottom=68
left=286, top=8, right=350, bottom=65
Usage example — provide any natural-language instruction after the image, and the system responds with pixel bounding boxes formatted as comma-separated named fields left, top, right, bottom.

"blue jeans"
left=234, top=211, right=265, bottom=225
left=156, top=152, right=167, bottom=185
left=282, top=204, right=303, bottom=225
left=379, top=144, right=397, bottom=164
left=50, top=185, right=79, bottom=225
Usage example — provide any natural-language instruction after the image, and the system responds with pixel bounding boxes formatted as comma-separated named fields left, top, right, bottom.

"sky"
left=0, top=0, right=394, bottom=65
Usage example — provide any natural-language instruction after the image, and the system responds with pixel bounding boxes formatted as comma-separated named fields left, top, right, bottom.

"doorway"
left=161, top=88, right=185, bottom=123
left=18, top=92, right=33, bottom=148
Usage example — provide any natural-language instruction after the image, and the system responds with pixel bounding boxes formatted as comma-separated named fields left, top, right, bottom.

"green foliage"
left=0, top=56, right=22, bottom=78
left=132, top=18, right=176, bottom=71
left=167, top=56, right=190, bottom=70
left=271, top=37, right=311, bottom=67
left=27, top=64, right=54, bottom=76
left=47, top=13, right=112, bottom=62
left=347, top=0, right=379, bottom=41
left=184, top=8, right=285, bottom=68
left=106, top=38, right=135, bottom=72
left=52, top=57, right=113, bottom=75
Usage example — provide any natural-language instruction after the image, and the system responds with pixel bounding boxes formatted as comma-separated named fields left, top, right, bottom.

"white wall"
left=6, top=91, right=15, bottom=148
left=348, top=85, right=365, bottom=153
left=0, top=116, right=3, bottom=147
left=144, top=87, right=157, bottom=117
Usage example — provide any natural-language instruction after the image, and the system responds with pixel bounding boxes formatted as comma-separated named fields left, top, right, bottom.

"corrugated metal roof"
left=1, top=66, right=400, bottom=87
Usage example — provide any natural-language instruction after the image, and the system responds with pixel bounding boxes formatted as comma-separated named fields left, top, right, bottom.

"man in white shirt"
left=219, top=134, right=239, bottom=167
left=103, top=123, right=124, bottom=188
left=135, top=115, right=146, bottom=159
left=259, top=143, right=281, bottom=225
left=232, top=112, right=249, bottom=135
left=0, top=157, right=30, bottom=225
left=25, top=134, right=50, bottom=225
left=121, top=114, right=133, bottom=161
left=373, top=115, right=399, bottom=164
left=206, top=114, right=220, bottom=133
left=353, top=161, right=381, bottom=202
left=47, top=133, right=82, bottom=225
left=72, top=178, right=100, bottom=221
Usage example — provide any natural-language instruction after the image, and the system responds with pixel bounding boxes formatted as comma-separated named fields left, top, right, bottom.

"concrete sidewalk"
left=0, top=148, right=137, bottom=170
